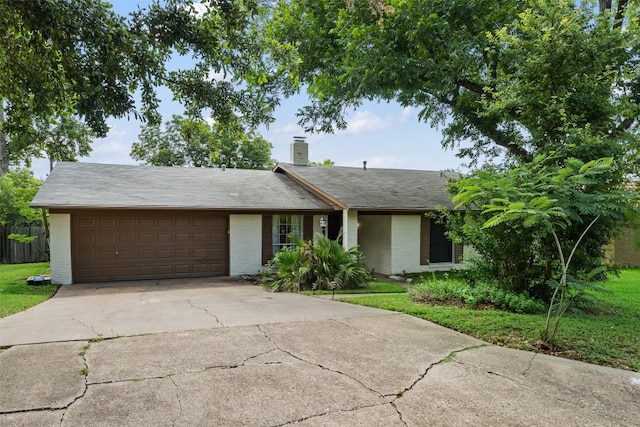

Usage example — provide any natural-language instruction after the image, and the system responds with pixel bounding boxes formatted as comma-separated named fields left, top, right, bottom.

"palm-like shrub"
left=264, top=234, right=371, bottom=292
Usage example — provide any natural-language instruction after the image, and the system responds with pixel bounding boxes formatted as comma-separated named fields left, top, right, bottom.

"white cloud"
left=340, top=110, right=390, bottom=135
left=184, top=2, right=208, bottom=19
left=208, top=69, right=233, bottom=83
left=401, top=106, right=413, bottom=121
left=269, top=123, right=304, bottom=137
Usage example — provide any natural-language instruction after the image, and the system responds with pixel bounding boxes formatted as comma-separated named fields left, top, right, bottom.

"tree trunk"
left=0, top=109, right=8, bottom=175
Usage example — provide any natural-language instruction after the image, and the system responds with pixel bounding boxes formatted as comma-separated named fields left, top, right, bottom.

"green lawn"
left=0, top=263, right=58, bottom=318
left=344, top=269, right=640, bottom=371
left=299, top=280, right=407, bottom=296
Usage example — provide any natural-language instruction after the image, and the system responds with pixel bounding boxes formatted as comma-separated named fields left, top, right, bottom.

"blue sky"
left=31, top=1, right=468, bottom=179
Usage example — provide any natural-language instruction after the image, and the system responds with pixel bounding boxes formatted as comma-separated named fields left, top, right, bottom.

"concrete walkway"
left=1, top=278, right=639, bottom=426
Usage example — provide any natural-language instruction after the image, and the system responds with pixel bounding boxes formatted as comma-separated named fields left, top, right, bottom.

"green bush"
left=410, top=279, right=546, bottom=314
left=264, top=235, right=371, bottom=292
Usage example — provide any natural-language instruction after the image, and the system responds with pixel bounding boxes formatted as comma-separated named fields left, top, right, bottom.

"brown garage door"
left=71, top=211, right=228, bottom=282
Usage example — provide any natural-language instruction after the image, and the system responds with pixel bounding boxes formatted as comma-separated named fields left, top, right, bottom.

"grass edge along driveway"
left=0, top=262, right=58, bottom=318
left=343, top=269, right=640, bottom=372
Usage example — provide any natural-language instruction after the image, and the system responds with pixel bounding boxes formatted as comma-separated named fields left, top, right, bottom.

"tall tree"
left=271, top=0, right=638, bottom=166
left=0, top=169, right=42, bottom=227
left=131, top=115, right=273, bottom=170
left=7, top=116, right=94, bottom=172
left=0, top=0, right=292, bottom=173
left=270, top=0, right=639, bottom=283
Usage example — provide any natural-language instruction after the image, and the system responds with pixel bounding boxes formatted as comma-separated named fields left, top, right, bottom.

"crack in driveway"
left=257, top=325, right=384, bottom=398
left=74, top=318, right=99, bottom=338
left=388, top=344, right=488, bottom=399
left=330, top=318, right=391, bottom=342
left=187, top=299, right=224, bottom=327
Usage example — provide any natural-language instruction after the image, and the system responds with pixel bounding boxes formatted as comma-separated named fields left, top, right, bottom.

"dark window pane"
left=430, top=221, right=453, bottom=263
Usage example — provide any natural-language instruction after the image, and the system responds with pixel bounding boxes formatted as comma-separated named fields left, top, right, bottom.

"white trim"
left=229, top=214, right=262, bottom=275
left=49, top=213, right=72, bottom=285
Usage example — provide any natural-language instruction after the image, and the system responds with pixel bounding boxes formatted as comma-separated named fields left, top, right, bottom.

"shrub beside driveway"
left=0, top=262, right=58, bottom=318
left=344, top=269, right=640, bottom=372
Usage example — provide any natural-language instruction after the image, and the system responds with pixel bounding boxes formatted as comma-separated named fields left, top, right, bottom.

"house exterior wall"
left=49, top=213, right=72, bottom=285
left=229, top=214, right=262, bottom=275
left=358, top=215, right=392, bottom=274
left=342, top=210, right=358, bottom=249
left=390, top=215, right=422, bottom=274
left=606, top=226, right=640, bottom=267
left=357, top=214, right=465, bottom=275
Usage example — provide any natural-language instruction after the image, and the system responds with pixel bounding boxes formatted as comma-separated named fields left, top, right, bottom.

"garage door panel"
left=97, top=232, right=117, bottom=245
left=137, top=250, right=154, bottom=260
left=117, top=250, right=136, bottom=260
left=77, top=218, right=96, bottom=227
left=173, top=249, right=190, bottom=258
left=72, top=212, right=228, bottom=282
left=135, top=266, right=154, bottom=276
left=118, top=234, right=136, bottom=244
left=118, top=218, right=136, bottom=227
left=157, top=233, right=173, bottom=243
left=98, top=251, right=116, bottom=261
left=137, top=233, right=155, bottom=244
left=157, top=249, right=174, bottom=258
left=98, top=218, right=116, bottom=227
left=175, top=233, right=191, bottom=243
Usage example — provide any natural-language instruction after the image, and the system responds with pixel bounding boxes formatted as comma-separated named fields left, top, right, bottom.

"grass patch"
left=0, top=263, right=58, bottom=318
left=299, top=280, right=407, bottom=296
left=343, top=269, right=640, bottom=371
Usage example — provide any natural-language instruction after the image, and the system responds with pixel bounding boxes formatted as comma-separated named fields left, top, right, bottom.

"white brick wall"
left=49, top=213, right=72, bottom=285
left=389, top=215, right=465, bottom=274
left=390, top=215, right=421, bottom=275
left=229, top=214, right=262, bottom=275
left=342, top=210, right=358, bottom=249
left=358, top=215, right=392, bottom=274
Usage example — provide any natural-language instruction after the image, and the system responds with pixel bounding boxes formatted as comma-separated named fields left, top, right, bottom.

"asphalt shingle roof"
left=275, top=163, right=457, bottom=211
left=31, top=162, right=332, bottom=211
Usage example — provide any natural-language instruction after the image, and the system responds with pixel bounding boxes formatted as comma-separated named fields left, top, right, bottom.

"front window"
left=272, top=214, right=303, bottom=254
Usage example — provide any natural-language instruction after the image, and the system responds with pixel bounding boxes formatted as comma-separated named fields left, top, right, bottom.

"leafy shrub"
left=410, top=279, right=546, bottom=314
left=264, top=235, right=371, bottom=292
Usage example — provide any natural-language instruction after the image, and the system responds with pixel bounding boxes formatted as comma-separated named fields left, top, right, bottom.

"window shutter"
left=420, top=216, right=430, bottom=265
left=454, top=244, right=464, bottom=263
left=262, top=215, right=272, bottom=265
left=303, top=215, right=314, bottom=240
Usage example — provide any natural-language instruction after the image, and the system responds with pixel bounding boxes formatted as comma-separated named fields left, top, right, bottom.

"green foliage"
left=1, top=0, right=294, bottom=170
left=7, top=116, right=94, bottom=170
left=271, top=1, right=638, bottom=168
left=131, top=115, right=273, bottom=169
left=344, top=269, right=640, bottom=371
left=299, top=280, right=407, bottom=295
left=308, top=159, right=335, bottom=166
left=451, top=155, right=638, bottom=344
left=448, top=156, right=638, bottom=295
left=411, top=279, right=546, bottom=314
left=264, top=235, right=371, bottom=292
left=0, top=170, right=42, bottom=226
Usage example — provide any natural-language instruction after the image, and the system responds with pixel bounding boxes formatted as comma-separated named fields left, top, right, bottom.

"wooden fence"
left=0, top=225, right=49, bottom=264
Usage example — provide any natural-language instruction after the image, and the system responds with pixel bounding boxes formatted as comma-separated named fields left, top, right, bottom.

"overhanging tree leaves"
left=131, top=115, right=273, bottom=170
left=0, top=0, right=294, bottom=173
left=7, top=116, right=94, bottom=172
left=270, top=0, right=638, bottom=165
left=271, top=0, right=639, bottom=287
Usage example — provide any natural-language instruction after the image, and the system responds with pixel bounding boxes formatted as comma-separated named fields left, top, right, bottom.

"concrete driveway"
left=1, top=278, right=639, bottom=426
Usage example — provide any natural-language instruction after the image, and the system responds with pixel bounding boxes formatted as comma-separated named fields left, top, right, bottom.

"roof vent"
left=291, top=136, right=308, bottom=166
left=363, top=161, right=367, bottom=171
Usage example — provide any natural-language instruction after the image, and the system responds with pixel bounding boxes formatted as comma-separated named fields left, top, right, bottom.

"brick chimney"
left=290, top=136, right=308, bottom=166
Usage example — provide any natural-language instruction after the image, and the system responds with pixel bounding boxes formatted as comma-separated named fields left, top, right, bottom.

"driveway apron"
left=1, top=278, right=638, bottom=426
